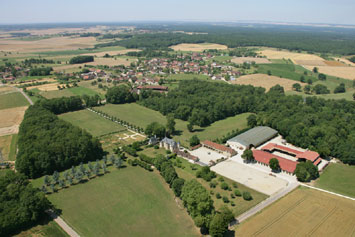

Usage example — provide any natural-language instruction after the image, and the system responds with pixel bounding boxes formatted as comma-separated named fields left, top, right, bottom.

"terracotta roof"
left=296, top=150, right=320, bottom=162
left=252, top=150, right=297, bottom=173
left=202, top=140, right=236, bottom=155
left=313, top=158, right=322, bottom=166
left=262, top=143, right=302, bottom=155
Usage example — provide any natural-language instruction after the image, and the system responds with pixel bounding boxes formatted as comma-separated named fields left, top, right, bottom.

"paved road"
left=47, top=210, right=80, bottom=237
left=233, top=182, right=299, bottom=225
left=299, top=183, right=355, bottom=201
left=12, top=86, right=34, bottom=105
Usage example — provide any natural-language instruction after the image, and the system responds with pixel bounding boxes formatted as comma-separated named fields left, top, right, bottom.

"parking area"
left=211, top=159, right=289, bottom=195
left=190, top=147, right=225, bottom=165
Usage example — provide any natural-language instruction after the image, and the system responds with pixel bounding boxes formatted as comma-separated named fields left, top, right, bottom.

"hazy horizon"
left=1, top=0, right=355, bottom=25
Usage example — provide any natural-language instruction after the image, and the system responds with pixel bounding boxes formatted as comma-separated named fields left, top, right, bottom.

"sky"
left=1, top=0, right=355, bottom=25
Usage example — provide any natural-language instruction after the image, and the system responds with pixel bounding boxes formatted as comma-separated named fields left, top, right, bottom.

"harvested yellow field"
left=0, top=106, right=27, bottom=136
left=231, top=57, right=271, bottom=64
left=0, top=106, right=27, bottom=128
left=81, top=49, right=141, bottom=57
left=0, top=86, right=17, bottom=94
left=170, top=43, right=227, bottom=52
left=294, top=60, right=327, bottom=66
left=259, top=49, right=324, bottom=61
left=235, top=187, right=355, bottom=237
left=335, top=57, right=355, bottom=67
left=324, top=60, right=346, bottom=66
left=0, top=36, right=97, bottom=53
left=304, top=65, right=355, bottom=80
left=27, top=83, right=60, bottom=91
left=0, top=135, right=12, bottom=160
left=231, top=74, right=305, bottom=91
left=53, top=57, right=134, bottom=71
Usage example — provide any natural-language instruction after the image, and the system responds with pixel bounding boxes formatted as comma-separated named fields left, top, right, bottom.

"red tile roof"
left=252, top=150, right=298, bottom=173
left=202, top=140, right=236, bottom=155
left=262, top=143, right=302, bottom=155
left=296, top=150, right=320, bottom=162
left=313, top=158, right=322, bottom=166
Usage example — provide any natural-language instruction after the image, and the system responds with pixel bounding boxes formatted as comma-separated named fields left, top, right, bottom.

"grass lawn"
left=0, top=135, right=13, bottom=161
left=8, top=134, right=18, bottom=161
left=68, top=86, right=102, bottom=97
left=314, top=163, right=355, bottom=198
left=99, top=103, right=250, bottom=147
left=0, top=92, right=29, bottom=110
left=170, top=156, right=267, bottom=217
left=167, top=73, right=210, bottom=81
left=59, top=109, right=126, bottom=137
left=40, top=89, right=76, bottom=99
left=45, top=167, right=198, bottom=237
left=15, top=218, right=68, bottom=237
left=257, top=63, right=317, bottom=82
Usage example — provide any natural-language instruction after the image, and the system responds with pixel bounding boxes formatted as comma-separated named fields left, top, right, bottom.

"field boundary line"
left=300, top=183, right=355, bottom=201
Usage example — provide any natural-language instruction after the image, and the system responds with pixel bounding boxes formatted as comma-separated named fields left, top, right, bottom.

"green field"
left=315, top=163, right=355, bottom=198
left=59, top=109, right=126, bottom=137
left=166, top=73, right=210, bottom=81
left=99, top=103, right=250, bottom=146
left=40, top=86, right=101, bottom=99
left=9, top=134, right=18, bottom=161
left=257, top=63, right=317, bottom=82
left=15, top=218, right=68, bottom=237
left=0, top=92, right=29, bottom=109
left=46, top=167, right=198, bottom=237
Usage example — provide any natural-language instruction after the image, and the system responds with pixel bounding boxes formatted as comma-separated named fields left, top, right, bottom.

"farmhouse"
left=160, top=137, right=180, bottom=152
left=201, top=140, right=237, bottom=158
left=227, top=126, right=278, bottom=151
left=252, top=150, right=297, bottom=175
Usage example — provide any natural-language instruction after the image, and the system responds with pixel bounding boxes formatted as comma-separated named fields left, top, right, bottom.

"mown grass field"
left=59, top=109, right=126, bottom=137
left=99, top=103, right=250, bottom=147
left=45, top=167, right=198, bottom=237
left=0, top=92, right=29, bottom=110
left=0, top=134, right=18, bottom=161
left=257, top=63, right=317, bottom=82
left=315, top=163, right=355, bottom=198
left=15, top=218, right=68, bottom=237
left=234, top=187, right=355, bottom=236
left=40, top=86, right=101, bottom=99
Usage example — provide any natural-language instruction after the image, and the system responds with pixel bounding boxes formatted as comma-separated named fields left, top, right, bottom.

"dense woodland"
left=0, top=171, right=50, bottom=236
left=69, top=55, right=94, bottom=64
left=16, top=98, right=104, bottom=178
left=108, top=25, right=355, bottom=55
left=138, top=80, right=355, bottom=164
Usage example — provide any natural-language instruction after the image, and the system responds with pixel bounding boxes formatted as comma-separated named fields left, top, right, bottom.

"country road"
left=234, top=182, right=299, bottom=224
left=13, top=86, right=34, bottom=105
left=47, top=210, right=80, bottom=237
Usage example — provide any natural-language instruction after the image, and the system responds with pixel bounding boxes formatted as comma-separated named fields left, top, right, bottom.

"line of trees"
left=35, top=96, right=83, bottom=114
left=138, top=80, right=355, bottom=164
left=69, top=55, right=94, bottom=64
left=16, top=105, right=104, bottom=178
left=29, top=67, right=53, bottom=76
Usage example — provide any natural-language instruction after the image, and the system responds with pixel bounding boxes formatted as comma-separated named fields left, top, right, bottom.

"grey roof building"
left=227, top=126, right=278, bottom=149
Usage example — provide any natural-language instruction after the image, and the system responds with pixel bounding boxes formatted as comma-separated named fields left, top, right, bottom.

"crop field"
left=0, top=92, right=29, bottom=110
left=59, top=109, right=126, bottom=137
left=27, top=83, right=60, bottom=91
left=53, top=57, right=133, bottom=71
left=77, top=80, right=111, bottom=95
left=171, top=156, right=268, bottom=217
left=293, top=59, right=327, bottom=66
left=335, top=57, right=355, bottom=66
left=0, top=36, right=98, bottom=53
left=81, top=49, right=141, bottom=57
left=170, top=43, right=228, bottom=52
left=0, top=106, right=27, bottom=136
left=234, top=187, right=355, bottom=236
left=257, top=63, right=317, bottom=82
left=315, top=163, right=355, bottom=198
left=40, top=89, right=76, bottom=99
left=304, top=65, right=355, bottom=80
left=259, top=49, right=324, bottom=61
left=46, top=166, right=198, bottom=237
left=0, top=135, right=13, bottom=161
left=231, top=57, right=271, bottom=64
left=231, top=74, right=306, bottom=91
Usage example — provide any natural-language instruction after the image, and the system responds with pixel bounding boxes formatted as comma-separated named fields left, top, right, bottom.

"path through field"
left=47, top=210, right=80, bottom=237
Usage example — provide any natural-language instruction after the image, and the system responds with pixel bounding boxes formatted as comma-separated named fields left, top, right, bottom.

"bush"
left=231, top=202, right=235, bottom=207
left=222, top=196, right=229, bottom=203
left=232, top=183, right=238, bottom=188
left=216, top=193, right=222, bottom=199
left=220, top=182, right=229, bottom=190
left=218, top=176, right=224, bottom=182
left=154, top=145, right=159, bottom=149
left=234, top=189, right=242, bottom=196
left=196, top=166, right=216, bottom=182
left=243, top=191, right=252, bottom=201
left=210, top=181, right=217, bottom=188
left=230, top=193, right=235, bottom=199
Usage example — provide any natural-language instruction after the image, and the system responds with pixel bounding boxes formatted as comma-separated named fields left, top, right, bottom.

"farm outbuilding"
left=227, top=126, right=278, bottom=151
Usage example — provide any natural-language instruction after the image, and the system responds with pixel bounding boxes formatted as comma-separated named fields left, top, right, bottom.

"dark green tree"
left=241, top=149, right=255, bottom=163
left=269, top=158, right=280, bottom=172
left=189, top=135, right=200, bottom=147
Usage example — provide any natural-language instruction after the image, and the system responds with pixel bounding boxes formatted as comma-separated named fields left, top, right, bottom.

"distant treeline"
left=80, top=32, right=100, bottom=37
left=138, top=80, right=355, bottom=165
left=101, top=33, right=133, bottom=39
left=16, top=97, right=104, bottom=178
left=69, top=55, right=94, bottom=64
left=106, top=26, right=355, bottom=55
left=23, top=58, right=55, bottom=65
